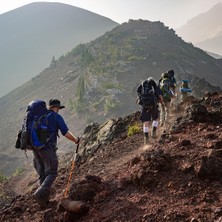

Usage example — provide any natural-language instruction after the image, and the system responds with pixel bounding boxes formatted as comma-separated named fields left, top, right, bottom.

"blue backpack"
left=16, top=100, right=53, bottom=150
left=180, top=80, right=192, bottom=93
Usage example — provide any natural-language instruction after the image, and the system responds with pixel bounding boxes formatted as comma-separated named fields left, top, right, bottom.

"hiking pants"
left=181, top=92, right=188, bottom=102
left=140, top=106, right=159, bottom=122
left=33, top=146, right=58, bottom=198
left=160, top=102, right=170, bottom=125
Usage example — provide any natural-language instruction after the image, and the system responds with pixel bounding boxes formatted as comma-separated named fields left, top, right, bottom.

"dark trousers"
left=33, top=146, right=58, bottom=199
left=140, top=106, right=159, bottom=122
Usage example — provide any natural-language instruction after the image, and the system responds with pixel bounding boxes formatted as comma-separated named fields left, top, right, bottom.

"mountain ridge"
left=176, top=3, right=222, bottom=43
left=176, top=3, right=222, bottom=55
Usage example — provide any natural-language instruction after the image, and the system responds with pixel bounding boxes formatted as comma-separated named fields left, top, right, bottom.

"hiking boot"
left=151, top=127, right=157, bottom=139
left=33, top=192, right=48, bottom=208
left=144, top=136, right=149, bottom=145
left=144, top=133, right=149, bottom=145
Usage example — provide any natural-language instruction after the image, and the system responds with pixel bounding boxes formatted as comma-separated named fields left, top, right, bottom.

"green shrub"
left=76, top=76, right=85, bottom=103
left=67, top=98, right=75, bottom=112
left=102, top=82, right=117, bottom=90
left=86, top=114, right=93, bottom=125
left=127, top=123, right=141, bottom=137
left=12, top=168, right=25, bottom=177
left=127, top=55, right=144, bottom=62
left=0, top=172, right=7, bottom=183
left=73, top=101, right=83, bottom=114
left=72, top=76, right=86, bottom=114
left=104, top=98, right=119, bottom=115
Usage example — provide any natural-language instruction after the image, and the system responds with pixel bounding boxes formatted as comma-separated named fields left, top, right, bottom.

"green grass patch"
left=104, top=98, right=119, bottom=115
left=0, top=172, right=7, bottom=183
left=12, top=168, right=25, bottom=177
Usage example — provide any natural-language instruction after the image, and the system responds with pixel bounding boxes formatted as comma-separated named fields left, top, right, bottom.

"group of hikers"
left=16, top=69, right=191, bottom=208
left=137, top=69, right=191, bottom=145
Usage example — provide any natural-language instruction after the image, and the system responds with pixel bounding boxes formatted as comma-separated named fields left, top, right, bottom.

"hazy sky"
left=0, top=0, right=221, bottom=28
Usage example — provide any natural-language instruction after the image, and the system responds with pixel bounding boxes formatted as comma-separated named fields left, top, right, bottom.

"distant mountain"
left=176, top=3, right=222, bottom=55
left=206, top=51, right=222, bottom=59
left=0, top=19, right=222, bottom=175
left=0, top=2, right=118, bottom=97
left=196, top=35, right=222, bottom=56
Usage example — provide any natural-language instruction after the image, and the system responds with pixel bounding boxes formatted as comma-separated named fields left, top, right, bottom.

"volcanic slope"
left=1, top=93, right=222, bottom=222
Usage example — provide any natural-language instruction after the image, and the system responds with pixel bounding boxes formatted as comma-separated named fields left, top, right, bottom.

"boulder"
left=195, top=149, right=222, bottom=179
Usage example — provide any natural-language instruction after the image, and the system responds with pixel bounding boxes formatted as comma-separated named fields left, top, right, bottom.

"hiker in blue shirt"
left=180, top=80, right=192, bottom=102
left=33, top=99, right=79, bottom=208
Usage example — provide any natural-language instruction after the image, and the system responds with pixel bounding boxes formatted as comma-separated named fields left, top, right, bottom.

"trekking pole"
left=64, top=138, right=80, bottom=199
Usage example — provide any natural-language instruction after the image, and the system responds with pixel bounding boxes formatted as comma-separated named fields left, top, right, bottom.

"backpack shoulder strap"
left=141, top=81, right=147, bottom=94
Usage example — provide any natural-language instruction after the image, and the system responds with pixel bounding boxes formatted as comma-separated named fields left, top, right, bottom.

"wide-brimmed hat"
left=49, top=99, right=65, bottom=109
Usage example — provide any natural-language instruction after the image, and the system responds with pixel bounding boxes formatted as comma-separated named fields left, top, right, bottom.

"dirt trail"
left=11, top=171, right=38, bottom=195
left=100, top=144, right=153, bottom=178
left=80, top=107, right=180, bottom=182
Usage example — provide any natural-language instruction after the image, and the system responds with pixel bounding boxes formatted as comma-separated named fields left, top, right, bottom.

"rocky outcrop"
left=78, top=112, right=141, bottom=162
left=171, top=93, right=222, bottom=134
left=126, top=148, right=172, bottom=188
left=196, top=148, right=222, bottom=179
